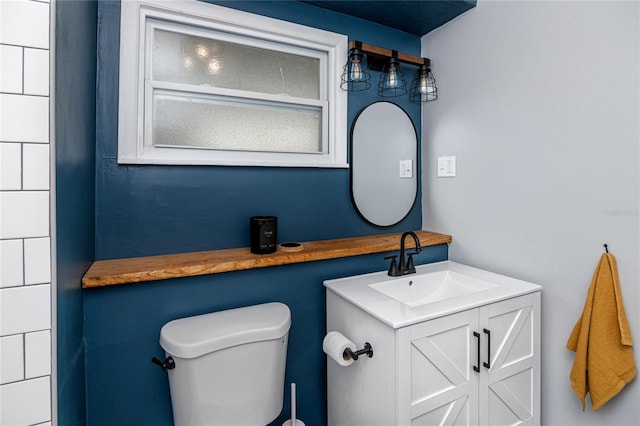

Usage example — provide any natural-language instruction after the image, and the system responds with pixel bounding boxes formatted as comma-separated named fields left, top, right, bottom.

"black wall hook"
left=604, top=244, right=609, bottom=253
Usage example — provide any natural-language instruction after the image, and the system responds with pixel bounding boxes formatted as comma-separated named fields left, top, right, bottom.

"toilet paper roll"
left=323, top=331, right=355, bottom=367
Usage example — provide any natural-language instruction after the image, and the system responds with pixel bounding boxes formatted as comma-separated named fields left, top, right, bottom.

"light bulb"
left=183, top=55, right=194, bottom=69
left=350, top=60, right=362, bottom=81
left=419, top=75, right=428, bottom=94
left=386, top=65, right=398, bottom=88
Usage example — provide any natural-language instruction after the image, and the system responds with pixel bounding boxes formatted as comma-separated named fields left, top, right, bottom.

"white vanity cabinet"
left=396, top=292, right=540, bottom=425
left=326, top=282, right=540, bottom=426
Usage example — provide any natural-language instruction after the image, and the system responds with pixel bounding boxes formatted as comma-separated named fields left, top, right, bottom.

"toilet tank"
left=160, top=302, right=291, bottom=426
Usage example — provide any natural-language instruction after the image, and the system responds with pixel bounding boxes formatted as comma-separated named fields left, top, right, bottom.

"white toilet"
left=159, top=302, right=291, bottom=426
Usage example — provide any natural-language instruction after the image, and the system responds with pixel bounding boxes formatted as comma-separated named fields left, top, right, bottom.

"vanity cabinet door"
left=396, top=292, right=540, bottom=426
left=397, top=309, right=479, bottom=426
left=478, top=292, right=540, bottom=426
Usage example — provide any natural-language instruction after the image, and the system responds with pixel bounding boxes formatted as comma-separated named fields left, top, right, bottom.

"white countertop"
left=324, top=260, right=542, bottom=329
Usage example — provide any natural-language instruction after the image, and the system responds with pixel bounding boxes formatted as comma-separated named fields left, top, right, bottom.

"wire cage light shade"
left=340, top=47, right=371, bottom=92
left=378, top=56, right=407, bottom=98
left=410, top=64, right=438, bottom=102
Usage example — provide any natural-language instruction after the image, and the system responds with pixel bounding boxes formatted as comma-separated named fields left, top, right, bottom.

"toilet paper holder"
left=343, top=342, right=374, bottom=361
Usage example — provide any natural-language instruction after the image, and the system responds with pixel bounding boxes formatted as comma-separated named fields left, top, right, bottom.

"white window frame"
left=118, top=0, right=348, bottom=167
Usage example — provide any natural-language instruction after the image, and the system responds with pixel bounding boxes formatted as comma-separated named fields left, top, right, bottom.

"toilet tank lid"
left=159, top=302, right=291, bottom=359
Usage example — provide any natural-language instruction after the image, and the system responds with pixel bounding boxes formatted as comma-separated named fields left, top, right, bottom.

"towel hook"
left=604, top=244, right=609, bottom=253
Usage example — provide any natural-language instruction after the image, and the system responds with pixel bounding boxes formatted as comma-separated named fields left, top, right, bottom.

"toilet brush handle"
left=291, top=383, right=296, bottom=422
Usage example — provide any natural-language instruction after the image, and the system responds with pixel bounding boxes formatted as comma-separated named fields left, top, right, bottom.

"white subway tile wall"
left=24, top=48, right=50, bottom=96
left=0, top=285, right=51, bottom=341
left=0, top=239, right=24, bottom=287
left=24, top=237, right=51, bottom=285
left=0, top=191, right=50, bottom=239
left=0, top=94, right=50, bottom=142
left=0, top=142, right=22, bottom=190
left=0, top=45, right=23, bottom=93
left=0, top=334, right=25, bottom=384
left=25, top=330, right=52, bottom=379
left=0, top=1, right=50, bottom=49
left=0, top=376, right=52, bottom=425
left=23, top=144, right=50, bottom=190
left=0, top=0, right=53, bottom=425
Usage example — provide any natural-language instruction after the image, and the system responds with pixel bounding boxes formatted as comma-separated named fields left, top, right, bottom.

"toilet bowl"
left=160, top=302, right=291, bottom=426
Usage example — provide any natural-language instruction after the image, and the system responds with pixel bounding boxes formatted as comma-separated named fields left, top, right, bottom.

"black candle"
left=250, top=216, right=277, bottom=254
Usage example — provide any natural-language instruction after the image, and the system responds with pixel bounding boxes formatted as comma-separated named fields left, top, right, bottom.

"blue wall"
left=55, top=1, right=97, bottom=425
left=86, top=1, right=443, bottom=425
left=94, top=0, right=423, bottom=259
left=84, top=248, right=447, bottom=426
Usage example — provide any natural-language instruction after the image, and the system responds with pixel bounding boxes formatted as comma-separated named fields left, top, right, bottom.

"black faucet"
left=385, top=231, right=422, bottom=277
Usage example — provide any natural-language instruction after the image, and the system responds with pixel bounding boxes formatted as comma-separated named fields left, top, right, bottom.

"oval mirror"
left=350, top=102, right=418, bottom=227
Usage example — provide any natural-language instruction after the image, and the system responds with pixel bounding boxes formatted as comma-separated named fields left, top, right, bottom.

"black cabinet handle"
left=483, top=328, right=491, bottom=369
left=473, top=331, right=480, bottom=373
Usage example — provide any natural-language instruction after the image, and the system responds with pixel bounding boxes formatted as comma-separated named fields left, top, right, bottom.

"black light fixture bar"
left=348, top=40, right=430, bottom=71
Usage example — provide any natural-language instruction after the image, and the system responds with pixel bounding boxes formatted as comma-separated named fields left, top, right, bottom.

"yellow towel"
left=567, top=252, right=636, bottom=411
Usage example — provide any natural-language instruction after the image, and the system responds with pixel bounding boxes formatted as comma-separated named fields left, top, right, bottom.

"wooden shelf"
left=82, top=230, right=452, bottom=288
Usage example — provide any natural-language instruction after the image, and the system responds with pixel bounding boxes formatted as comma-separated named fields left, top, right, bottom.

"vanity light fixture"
left=378, top=54, right=407, bottom=98
left=341, top=40, right=437, bottom=103
left=409, top=61, right=438, bottom=102
left=340, top=41, right=371, bottom=91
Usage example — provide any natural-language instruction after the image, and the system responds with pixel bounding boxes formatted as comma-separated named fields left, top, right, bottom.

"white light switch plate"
left=437, top=155, right=456, bottom=177
left=399, top=159, right=413, bottom=178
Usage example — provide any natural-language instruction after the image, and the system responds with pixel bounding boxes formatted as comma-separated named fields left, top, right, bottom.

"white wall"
left=0, top=0, right=54, bottom=425
left=422, top=1, right=639, bottom=425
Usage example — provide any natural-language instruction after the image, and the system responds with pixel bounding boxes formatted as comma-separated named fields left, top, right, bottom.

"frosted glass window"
left=118, top=0, right=347, bottom=167
left=153, top=91, right=322, bottom=153
left=152, top=29, right=320, bottom=100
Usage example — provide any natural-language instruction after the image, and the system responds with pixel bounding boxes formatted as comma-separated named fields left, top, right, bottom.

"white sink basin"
left=369, top=270, right=498, bottom=307
left=324, top=261, right=542, bottom=328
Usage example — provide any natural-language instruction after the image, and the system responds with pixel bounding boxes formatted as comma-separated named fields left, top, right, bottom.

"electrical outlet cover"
left=399, top=159, right=413, bottom=178
left=437, top=156, right=456, bottom=177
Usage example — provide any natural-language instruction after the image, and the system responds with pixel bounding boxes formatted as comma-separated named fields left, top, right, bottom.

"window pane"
left=152, top=28, right=320, bottom=100
left=152, top=90, right=323, bottom=153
